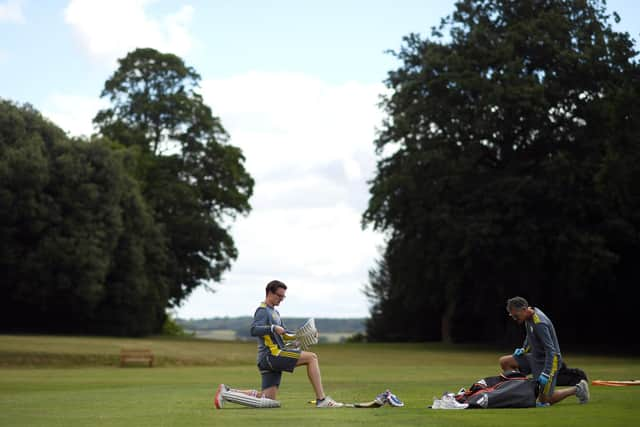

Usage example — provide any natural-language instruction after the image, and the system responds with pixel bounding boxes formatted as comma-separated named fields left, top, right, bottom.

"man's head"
left=265, top=280, right=287, bottom=306
left=506, top=296, right=530, bottom=323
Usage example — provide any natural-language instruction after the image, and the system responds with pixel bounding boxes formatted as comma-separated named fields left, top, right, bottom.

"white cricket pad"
left=221, top=390, right=281, bottom=408
left=295, top=318, right=319, bottom=350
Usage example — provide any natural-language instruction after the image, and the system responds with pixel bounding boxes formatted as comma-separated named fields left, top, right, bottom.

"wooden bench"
left=120, top=348, right=154, bottom=367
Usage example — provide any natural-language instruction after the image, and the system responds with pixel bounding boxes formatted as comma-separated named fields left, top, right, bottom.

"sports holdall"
left=556, top=362, right=588, bottom=386
left=455, top=371, right=538, bottom=409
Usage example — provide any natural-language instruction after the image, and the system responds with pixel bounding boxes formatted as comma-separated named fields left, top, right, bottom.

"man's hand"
left=513, top=348, right=525, bottom=356
left=273, top=325, right=285, bottom=335
left=538, top=373, right=550, bottom=386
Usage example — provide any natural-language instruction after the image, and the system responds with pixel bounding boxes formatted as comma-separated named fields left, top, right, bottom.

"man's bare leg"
left=260, top=385, right=278, bottom=400
left=499, top=355, right=520, bottom=371
left=297, top=351, right=324, bottom=399
left=540, top=386, right=576, bottom=405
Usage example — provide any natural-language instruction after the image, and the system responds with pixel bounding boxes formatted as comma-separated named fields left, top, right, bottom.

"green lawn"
left=0, top=335, right=638, bottom=426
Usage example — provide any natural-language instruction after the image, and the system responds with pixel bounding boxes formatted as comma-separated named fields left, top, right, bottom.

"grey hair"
left=506, top=296, right=529, bottom=312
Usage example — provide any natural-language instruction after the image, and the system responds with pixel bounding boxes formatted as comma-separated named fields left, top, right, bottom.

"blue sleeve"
left=250, top=308, right=271, bottom=337
left=534, top=323, right=558, bottom=375
left=280, top=318, right=294, bottom=334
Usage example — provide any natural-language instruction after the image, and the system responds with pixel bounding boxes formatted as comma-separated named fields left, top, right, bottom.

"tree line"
left=177, top=316, right=366, bottom=337
left=0, top=48, right=253, bottom=335
left=363, top=0, right=640, bottom=350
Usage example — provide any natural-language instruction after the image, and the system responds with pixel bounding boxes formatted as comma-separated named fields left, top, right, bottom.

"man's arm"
left=514, top=335, right=530, bottom=356
left=534, top=323, right=559, bottom=377
left=250, top=308, right=271, bottom=337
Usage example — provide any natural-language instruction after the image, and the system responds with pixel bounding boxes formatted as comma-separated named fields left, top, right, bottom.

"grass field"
left=1, top=335, right=638, bottom=426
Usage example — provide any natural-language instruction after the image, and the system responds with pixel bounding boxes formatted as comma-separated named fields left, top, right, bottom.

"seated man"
left=499, top=296, right=589, bottom=406
left=215, top=280, right=342, bottom=408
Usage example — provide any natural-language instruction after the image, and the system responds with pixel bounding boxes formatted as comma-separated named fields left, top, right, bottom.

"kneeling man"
left=499, top=296, right=589, bottom=406
left=215, top=280, right=342, bottom=408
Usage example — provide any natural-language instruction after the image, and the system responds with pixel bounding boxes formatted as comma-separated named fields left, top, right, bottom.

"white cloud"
left=41, top=93, right=107, bottom=137
left=0, top=0, right=24, bottom=23
left=231, top=205, right=379, bottom=279
left=64, top=0, right=194, bottom=64
left=176, top=71, right=387, bottom=319
left=202, top=71, right=386, bottom=179
left=37, top=70, right=388, bottom=319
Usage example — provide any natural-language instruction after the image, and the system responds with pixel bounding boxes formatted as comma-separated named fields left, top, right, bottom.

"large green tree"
left=0, top=99, right=168, bottom=335
left=364, top=0, right=640, bottom=348
left=94, top=48, right=254, bottom=306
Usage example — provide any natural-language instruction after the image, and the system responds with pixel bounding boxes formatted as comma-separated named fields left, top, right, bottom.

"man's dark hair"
left=266, top=280, right=287, bottom=296
left=506, top=296, right=529, bottom=312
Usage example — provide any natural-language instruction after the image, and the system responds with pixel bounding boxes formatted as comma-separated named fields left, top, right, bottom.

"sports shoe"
left=214, top=383, right=228, bottom=409
left=576, top=379, right=590, bottom=404
left=316, top=396, right=344, bottom=408
left=374, top=391, right=388, bottom=406
left=387, top=391, right=404, bottom=407
left=439, top=393, right=468, bottom=409
left=431, top=399, right=442, bottom=409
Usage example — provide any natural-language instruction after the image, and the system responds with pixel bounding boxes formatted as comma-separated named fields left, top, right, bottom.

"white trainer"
left=440, top=393, right=468, bottom=409
left=316, top=396, right=344, bottom=408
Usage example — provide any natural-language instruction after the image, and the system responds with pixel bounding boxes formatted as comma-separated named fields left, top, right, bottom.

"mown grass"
left=0, top=334, right=253, bottom=367
left=0, top=335, right=638, bottom=426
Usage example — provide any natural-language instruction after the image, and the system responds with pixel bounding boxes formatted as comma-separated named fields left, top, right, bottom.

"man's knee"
left=499, top=355, right=517, bottom=369
left=299, top=351, right=318, bottom=365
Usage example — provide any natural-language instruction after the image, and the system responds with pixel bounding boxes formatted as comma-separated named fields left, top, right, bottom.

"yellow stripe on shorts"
left=543, top=355, right=559, bottom=396
left=280, top=351, right=301, bottom=359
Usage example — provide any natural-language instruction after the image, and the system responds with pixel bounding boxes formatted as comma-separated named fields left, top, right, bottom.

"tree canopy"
left=0, top=48, right=253, bottom=335
left=364, top=0, right=640, bottom=349
left=0, top=100, right=168, bottom=334
left=95, top=48, right=254, bottom=306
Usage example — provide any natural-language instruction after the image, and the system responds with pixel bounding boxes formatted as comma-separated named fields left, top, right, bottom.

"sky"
left=1, top=1, right=639, bottom=320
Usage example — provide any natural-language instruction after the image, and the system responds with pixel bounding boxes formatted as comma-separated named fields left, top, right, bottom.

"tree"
left=0, top=99, right=168, bottom=335
left=364, top=0, right=640, bottom=348
left=94, top=48, right=254, bottom=306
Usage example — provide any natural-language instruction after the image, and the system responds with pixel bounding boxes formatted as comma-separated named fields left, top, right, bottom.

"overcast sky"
left=2, top=0, right=638, bottom=319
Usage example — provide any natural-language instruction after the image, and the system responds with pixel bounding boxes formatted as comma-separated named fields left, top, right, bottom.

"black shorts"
left=515, top=353, right=559, bottom=398
left=257, top=350, right=301, bottom=390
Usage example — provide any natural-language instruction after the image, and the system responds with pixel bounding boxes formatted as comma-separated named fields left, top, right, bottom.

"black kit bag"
left=456, top=371, right=538, bottom=409
left=556, top=361, right=588, bottom=386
